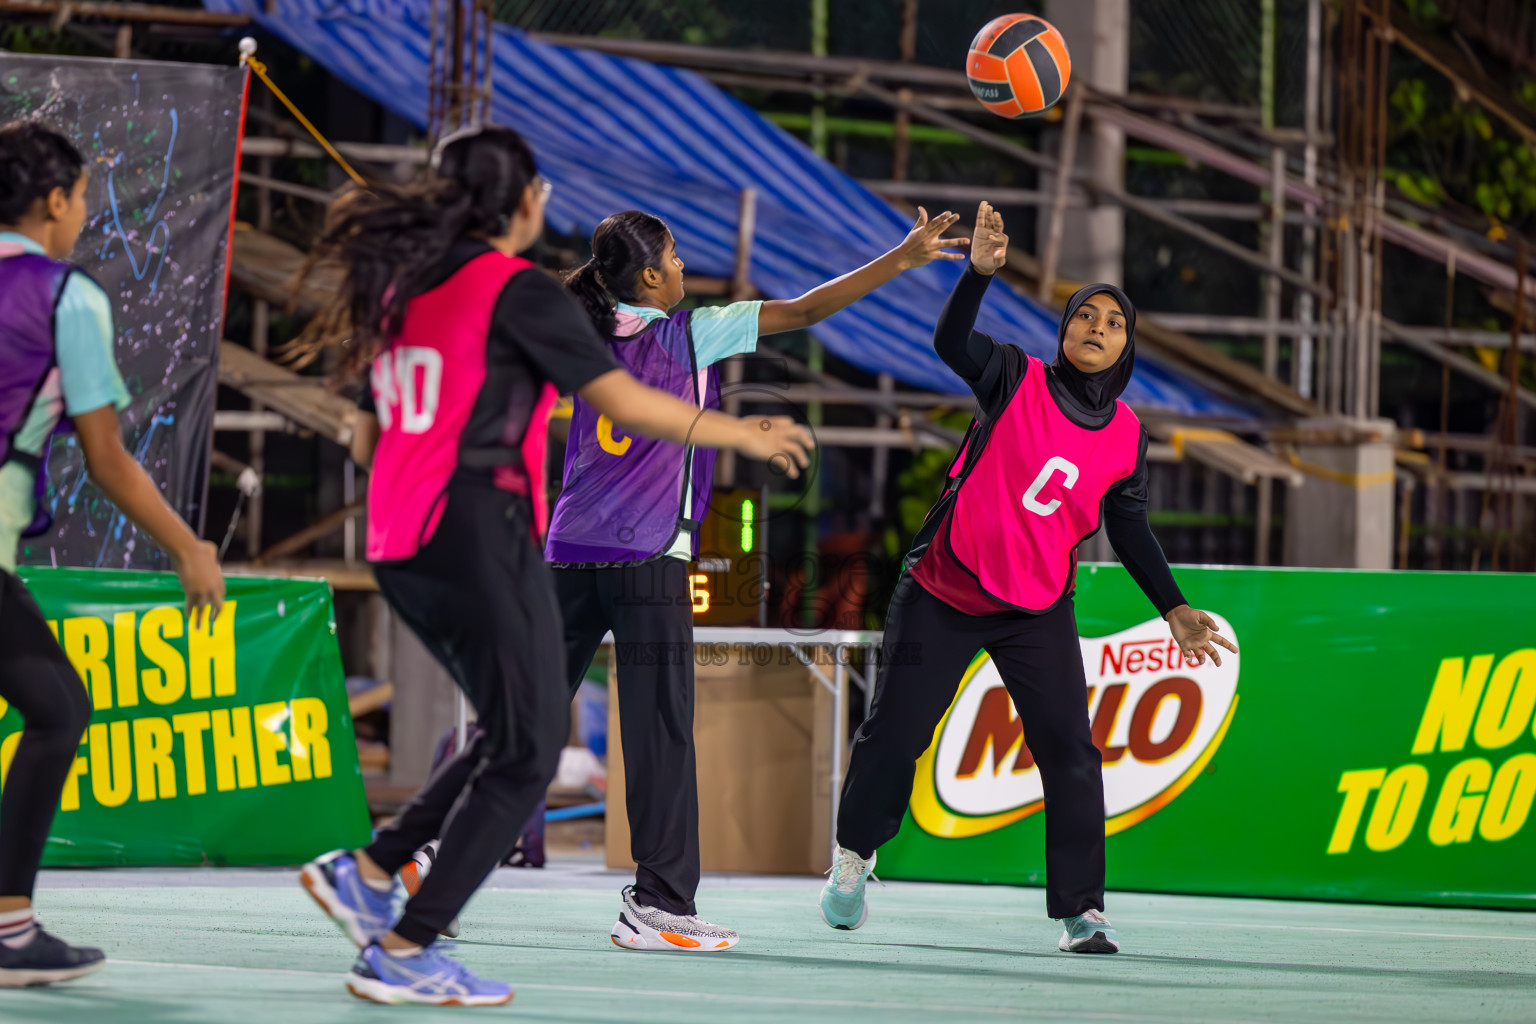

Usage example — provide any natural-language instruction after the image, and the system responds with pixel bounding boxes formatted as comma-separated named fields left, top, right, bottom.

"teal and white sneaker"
left=1057, top=909, right=1119, bottom=953
left=819, top=847, right=876, bottom=930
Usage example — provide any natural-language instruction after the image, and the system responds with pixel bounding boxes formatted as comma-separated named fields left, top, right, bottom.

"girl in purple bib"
left=552, top=207, right=968, bottom=951
left=818, top=203, right=1238, bottom=955
left=0, top=121, right=224, bottom=987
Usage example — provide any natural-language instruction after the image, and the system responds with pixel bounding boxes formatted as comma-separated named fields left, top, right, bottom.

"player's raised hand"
left=970, top=201, right=1009, bottom=276
left=895, top=207, right=969, bottom=270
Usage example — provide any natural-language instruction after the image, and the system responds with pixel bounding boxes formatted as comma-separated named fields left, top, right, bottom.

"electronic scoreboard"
left=688, top=487, right=768, bottom=626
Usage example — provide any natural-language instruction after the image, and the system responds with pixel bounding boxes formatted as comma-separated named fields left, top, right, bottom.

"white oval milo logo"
left=910, top=615, right=1240, bottom=838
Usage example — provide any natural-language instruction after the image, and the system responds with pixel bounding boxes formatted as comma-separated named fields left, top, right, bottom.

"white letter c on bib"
left=1022, top=456, right=1079, bottom=517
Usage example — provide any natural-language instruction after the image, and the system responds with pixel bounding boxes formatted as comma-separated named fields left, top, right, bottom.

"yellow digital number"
left=689, top=574, right=711, bottom=615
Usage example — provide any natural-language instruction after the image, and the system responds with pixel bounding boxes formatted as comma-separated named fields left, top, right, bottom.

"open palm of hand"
left=895, top=207, right=969, bottom=270
left=970, top=200, right=1009, bottom=275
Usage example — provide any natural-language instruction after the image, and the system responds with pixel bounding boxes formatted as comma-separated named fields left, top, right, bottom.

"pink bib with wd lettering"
left=946, top=355, right=1141, bottom=611
left=367, top=251, right=545, bottom=562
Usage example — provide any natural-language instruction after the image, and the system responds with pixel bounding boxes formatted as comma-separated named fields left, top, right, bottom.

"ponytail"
left=290, top=125, right=538, bottom=381
left=564, top=259, right=619, bottom=335
left=562, top=210, right=670, bottom=337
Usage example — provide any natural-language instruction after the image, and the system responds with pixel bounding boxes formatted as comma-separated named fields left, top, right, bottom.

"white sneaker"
left=1057, top=908, right=1120, bottom=953
left=610, top=886, right=738, bottom=952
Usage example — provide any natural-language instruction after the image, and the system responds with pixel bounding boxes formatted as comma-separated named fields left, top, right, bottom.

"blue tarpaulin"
left=208, top=0, right=1251, bottom=417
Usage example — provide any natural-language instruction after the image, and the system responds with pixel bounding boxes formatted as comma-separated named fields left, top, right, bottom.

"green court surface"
left=4, top=860, right=1532, bottom=1023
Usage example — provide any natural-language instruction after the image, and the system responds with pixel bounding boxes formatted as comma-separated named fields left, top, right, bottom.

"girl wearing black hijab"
left=818, top=202, right=1235, bottom=954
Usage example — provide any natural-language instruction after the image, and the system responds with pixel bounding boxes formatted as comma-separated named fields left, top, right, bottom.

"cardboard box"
left=606, top=645, right=842, bottom=876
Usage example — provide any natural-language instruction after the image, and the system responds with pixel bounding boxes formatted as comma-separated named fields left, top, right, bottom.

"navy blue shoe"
left=301, top=849, right=395, bottom=948
left=0, top=928, right=105, bottom=987
left=346, top=943, right=513, bottom=1006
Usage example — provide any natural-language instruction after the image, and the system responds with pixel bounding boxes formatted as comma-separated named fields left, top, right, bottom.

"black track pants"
left=0, top=571, right=92, bottom=899
left=555, top=558, right=699, bottom=916
left=836, top=573, right=1106, bottom=919
left=366, top=475, right=568, bottom=946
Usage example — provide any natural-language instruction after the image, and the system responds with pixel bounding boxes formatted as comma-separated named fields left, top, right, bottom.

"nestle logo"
left=1100, top=638, right=1193, bottom=676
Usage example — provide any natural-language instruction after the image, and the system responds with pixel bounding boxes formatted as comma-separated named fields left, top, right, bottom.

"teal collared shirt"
left=614, top=299, right=764, bottom=366
left=0, top=232, right=129, bottom=571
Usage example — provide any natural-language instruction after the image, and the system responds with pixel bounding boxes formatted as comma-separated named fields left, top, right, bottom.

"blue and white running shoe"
left=300, top=849, right=395, bottom=948
left=346, top=943, right=513, bottom=1006
left=819, top=847, right=876, bottom=931
left=1057, top=909, right=1120, bottom=953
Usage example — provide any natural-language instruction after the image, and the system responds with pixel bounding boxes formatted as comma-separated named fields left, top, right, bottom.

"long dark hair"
left=292, top=124, right=538, bottom=378
left=0, top=120, right=85, bottom=224
left=563, top=210, right=670, bottom=336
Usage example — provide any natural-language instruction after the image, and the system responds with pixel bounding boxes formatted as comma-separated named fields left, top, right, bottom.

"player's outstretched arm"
left=757, top=208, right=968, bottom=335
left=933, top=201, right=1013, bottom=383
left=74, top=406, right=225, bottom=627
left=578, top=369, right=814, bottom=479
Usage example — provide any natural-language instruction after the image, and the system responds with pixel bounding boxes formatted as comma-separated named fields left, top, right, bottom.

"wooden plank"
left=255, top=501, right=364, bottom=564
left=228, top=225, right=338, bottom=317
left=222, top=559, right=380, bottom=592
left=217, top=341, right=358, bottom=445
left=1143, top=422, right=1304, bottom=486
left=348, top=682, right=395, bottom=719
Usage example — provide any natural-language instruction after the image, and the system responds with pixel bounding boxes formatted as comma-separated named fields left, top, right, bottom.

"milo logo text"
left=910, top=616, right=1240, bottom=838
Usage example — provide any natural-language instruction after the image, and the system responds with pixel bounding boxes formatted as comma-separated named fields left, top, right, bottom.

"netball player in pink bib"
left=291, top=126, right=811, bottom=1005
left=818, top=202, right=1236, bottom=954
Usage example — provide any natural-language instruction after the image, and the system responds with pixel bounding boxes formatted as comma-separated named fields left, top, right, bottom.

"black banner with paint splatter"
left=1, top=53, right=244, bottom=569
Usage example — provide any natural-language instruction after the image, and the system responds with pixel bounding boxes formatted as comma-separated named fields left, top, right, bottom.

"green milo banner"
left=1, top=569, right=371, bottom=866
left=879, top=565, right=1536, bottom=910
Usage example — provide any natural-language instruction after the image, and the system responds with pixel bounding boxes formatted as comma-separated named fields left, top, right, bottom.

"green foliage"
left=1399, top=0, right=1446, bottom=26
left=0, top=26, right=93, bottom=57
left=1387, top=72, right=1536, bottom=229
